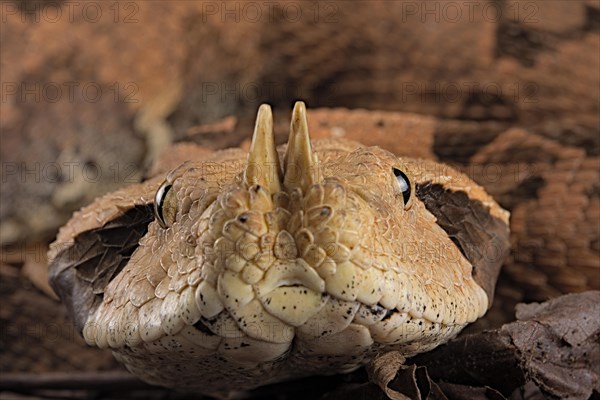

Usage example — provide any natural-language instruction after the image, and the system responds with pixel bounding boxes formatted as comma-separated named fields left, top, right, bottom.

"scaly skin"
left=48, top=102, right=509, bottom=398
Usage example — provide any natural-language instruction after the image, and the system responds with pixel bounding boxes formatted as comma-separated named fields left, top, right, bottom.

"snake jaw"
left=244, top=104, right=283, bottom=194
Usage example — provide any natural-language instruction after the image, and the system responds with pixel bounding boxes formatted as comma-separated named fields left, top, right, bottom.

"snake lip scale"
left=48, top=101, right=510, bottom=398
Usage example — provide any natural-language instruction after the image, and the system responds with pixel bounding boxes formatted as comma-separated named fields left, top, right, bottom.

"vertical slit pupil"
left=393, top=168, right=411, bottom=205
left=154, top=183, right=172, bottom=227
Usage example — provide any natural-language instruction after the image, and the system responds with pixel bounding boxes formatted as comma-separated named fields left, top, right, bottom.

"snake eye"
left=154, top=181, right=174, bottom=229
left=393, top=168, right=412, bottom=209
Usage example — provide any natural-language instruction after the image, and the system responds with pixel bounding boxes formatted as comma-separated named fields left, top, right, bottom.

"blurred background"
left=1, top=1, right=598, bottom=399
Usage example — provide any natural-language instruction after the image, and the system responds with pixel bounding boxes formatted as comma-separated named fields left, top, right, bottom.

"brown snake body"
left=49, top=102, right=510, bottom=397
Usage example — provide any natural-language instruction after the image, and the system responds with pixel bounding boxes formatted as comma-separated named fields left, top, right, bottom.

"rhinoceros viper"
left=48, top=102, right=510, bottom=398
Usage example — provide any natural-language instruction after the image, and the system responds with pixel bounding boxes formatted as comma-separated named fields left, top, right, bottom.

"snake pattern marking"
left=48, top=102, right=510, bottom=397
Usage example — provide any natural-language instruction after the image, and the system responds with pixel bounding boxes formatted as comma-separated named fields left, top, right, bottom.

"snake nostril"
left=186, top=234, right=196, bottom=245
left=320, top=207, right=331, bottom=217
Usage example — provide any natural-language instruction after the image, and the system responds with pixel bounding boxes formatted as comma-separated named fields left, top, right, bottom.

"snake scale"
left=48, top=102, right=510, bottom=397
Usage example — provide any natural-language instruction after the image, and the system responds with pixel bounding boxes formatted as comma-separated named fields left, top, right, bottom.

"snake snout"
left=251, top=260, right=327, bottom=327
left=255, top=260, right=325, bottom=295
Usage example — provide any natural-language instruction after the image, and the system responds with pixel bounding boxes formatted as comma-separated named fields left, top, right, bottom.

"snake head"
left=48, top=102, right=510, bottom=396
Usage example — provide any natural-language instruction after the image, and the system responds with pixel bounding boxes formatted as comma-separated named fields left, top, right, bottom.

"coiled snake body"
left=49, top=102, right=510, bottom=397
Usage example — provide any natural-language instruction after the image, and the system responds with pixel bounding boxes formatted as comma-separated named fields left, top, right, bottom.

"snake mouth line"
left=193, top=319, right=216, bottom=336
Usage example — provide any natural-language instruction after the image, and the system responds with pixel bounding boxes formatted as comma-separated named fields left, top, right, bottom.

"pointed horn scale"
left=284, top=101, right=317, bottom=191
left=244, top=104, right=282, bottom=193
